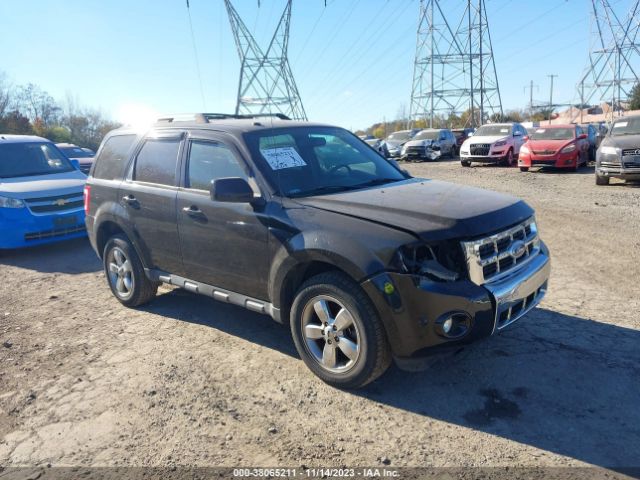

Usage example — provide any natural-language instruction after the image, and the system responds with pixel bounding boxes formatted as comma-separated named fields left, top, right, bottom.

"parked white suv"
left=459, top=123, right=528, bottom=167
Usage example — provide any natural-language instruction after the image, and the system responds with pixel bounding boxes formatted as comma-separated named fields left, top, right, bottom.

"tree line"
left=0, top=72, right=120, bottom=151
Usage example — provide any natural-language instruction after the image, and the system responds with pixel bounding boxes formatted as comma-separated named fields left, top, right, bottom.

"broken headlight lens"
left=392, top=242, right=466, bottom=282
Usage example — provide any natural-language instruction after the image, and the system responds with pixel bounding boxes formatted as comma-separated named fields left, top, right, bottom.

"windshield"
left=386, top=131, right=412, bottom=142
left=530, top=128, right=575, bottom=140
left=610, top=117, right=640, bottom=136
left=0, top=142, right=75, bottom=178
left=244, top=126, right=406, bottom=197
left=475, top=125, right=512, bottom=137
left=59, top=146, right=93, bottom=158
left=414, top=130, right=439, bottom=141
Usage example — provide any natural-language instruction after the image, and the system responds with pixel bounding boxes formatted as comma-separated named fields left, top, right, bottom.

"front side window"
left=93, top=134, right=137, bottom=180
left=187, top=141, right=248, bottom=191
left=0, top=142, right=74, bottom=179
left=244, top=126, right=405, bottom=197
left=134, top=138, right=181, bottom=186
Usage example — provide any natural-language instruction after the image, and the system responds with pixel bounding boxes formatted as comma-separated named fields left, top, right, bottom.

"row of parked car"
left=359, top=117, right=640, bottom=185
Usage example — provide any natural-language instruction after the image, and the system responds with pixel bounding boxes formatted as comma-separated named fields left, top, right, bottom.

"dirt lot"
left=1, top=160, right=639, bottom=473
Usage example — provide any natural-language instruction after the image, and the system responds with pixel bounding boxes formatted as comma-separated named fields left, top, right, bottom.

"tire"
left=461, top=160, right=471, bottom=167
left=103, top=234, right=158, bottom=307
left=503, top=149, right=515, bottom=167
left=595, top=174, right=610, bottom=186
left=520, top=167, right=529, bottom=172
left=290, top=272, right=392, bottom=389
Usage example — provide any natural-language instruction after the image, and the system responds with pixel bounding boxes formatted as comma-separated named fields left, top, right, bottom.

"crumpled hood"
left=404, top=139, right=436, bottom=148
left=0, top=170, right=86, bottom=199
left=295, top=178, right=533, bottom=241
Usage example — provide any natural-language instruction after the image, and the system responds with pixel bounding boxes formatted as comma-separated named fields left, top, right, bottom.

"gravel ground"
left=0, top=160, right=639, bottom=473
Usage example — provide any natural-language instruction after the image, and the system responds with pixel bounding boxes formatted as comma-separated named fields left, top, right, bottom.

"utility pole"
left=524, top=80, right=538, bottom=120
left=547, top=74, right=558, bottom=125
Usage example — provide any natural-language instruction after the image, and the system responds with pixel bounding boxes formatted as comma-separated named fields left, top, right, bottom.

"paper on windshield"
left=613, top=122, right=628, bottom=128
left=500, top=128, right=509, bottom=133
left=261, top=147, right=307, bottom=170
left=535, top=129, right=546, bottom=133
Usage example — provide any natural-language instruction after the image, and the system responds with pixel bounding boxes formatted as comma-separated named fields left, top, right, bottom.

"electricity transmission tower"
left=409, top=0, right=503, bottom=128
left=575, top=0, right=640, bottom=121
left=224, top=0, right=307, bottom=120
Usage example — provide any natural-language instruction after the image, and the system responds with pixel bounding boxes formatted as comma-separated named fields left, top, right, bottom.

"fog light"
left=435, top=312, right=472, bottom=339
left=442, top=317, right=453, bottom=334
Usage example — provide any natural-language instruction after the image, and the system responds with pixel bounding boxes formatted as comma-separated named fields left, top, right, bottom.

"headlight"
left=561, top=144, right=576, bottom=153
left=0, top=196, right=25, bottom=208
left=392, top=242, right=465, bottom=282
left=520, top=145, right=530, bottom=154
left=401, top=146, right=407, bottom=154
left=494, top=141, right=507, bottom=147
left=600, top=146, right=619, bottom=155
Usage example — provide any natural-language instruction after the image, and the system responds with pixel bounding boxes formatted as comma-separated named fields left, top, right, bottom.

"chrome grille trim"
left=461, top=217, right=541, bottom=285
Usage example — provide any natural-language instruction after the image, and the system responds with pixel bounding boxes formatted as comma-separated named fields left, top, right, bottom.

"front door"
left=176, top=134, right=270, bottom=300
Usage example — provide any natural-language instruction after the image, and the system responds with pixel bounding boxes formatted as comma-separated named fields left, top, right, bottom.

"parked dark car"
left=595, top=115, right=640, bottom=185
left=451, top=128, right=475, bottom=155
left=85, top=113, right=550, bottom=388
left=56, top=143, right=95, bottom=174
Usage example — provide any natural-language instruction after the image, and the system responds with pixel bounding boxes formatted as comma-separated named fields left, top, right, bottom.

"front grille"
left=24, top=192, right=84, bottom=214
left=470, top=144, right=491, bottom=156
left=462, top=218, right=540, bottom=285
left=622, top=163, right=640, bottom=171
left=532, top=160, right=555, bottom=166
left=532, top=149, right=556, bottom=155
left=497, top=286, right=545, bottom=328
left=621, top=148, right=640, bottom=157
left=406, top=146, right=424, bottom=155
left=24, top=225, right=85, bottom=241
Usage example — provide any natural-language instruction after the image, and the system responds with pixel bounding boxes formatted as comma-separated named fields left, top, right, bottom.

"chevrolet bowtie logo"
left=54, top=199, right=67, bottom=206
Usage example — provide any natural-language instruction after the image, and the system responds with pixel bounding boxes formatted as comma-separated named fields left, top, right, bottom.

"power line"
left=185, top=0, right=206, bottom=109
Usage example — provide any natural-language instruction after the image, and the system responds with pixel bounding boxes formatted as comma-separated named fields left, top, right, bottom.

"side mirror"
left=578, top=134, right=588, bottom=139
left=210, top=177, right=259, bottom=204
left=513, top=131, right=522, bottom=137
left=70, top=159, right=81, bottom=170
left=523, top=136, right=529, bottom=142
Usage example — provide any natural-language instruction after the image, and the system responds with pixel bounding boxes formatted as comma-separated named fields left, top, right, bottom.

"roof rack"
left=155, top=113, right=292, bottom=124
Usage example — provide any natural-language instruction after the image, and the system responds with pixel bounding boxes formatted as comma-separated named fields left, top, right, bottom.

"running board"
left=145, top=269, right=282, bottom=323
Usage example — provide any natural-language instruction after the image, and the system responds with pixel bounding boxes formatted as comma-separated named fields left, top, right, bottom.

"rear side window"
left=134, top=138, right=181, bottom=186
left=92, top=135, right=137, bottom=180
left=187, top=141, right=247, bottom=191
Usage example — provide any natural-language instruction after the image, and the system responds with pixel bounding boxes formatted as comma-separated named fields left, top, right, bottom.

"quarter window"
left=92, top=134, right=137, bottom=180
left=187, top=141, right=248, bottom=191
left=134, top=138, right=181, bottom=186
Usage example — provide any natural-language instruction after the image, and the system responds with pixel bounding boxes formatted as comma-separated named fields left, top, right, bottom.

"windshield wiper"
left=286, top=185, right=354, bottom=198
left=349, top=178, right=402, bottom=189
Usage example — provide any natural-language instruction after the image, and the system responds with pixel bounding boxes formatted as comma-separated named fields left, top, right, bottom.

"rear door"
left=120, top=132, right=185, bottom=273
left=176, top=131, right=270, bottom=300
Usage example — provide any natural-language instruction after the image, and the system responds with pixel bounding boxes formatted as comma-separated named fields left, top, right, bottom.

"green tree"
left=629, top=83, right=640, bottom=110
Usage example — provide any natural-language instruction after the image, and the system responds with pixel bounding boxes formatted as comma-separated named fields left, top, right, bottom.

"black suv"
left=85, top=113, right=550, bottom=388
left=595, top=115, right=640, bottom=185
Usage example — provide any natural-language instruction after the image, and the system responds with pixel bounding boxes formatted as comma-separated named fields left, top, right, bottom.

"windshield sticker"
left=500, top=128, right=509, bottom=133
left=535, top=129, right=546, bottom=133
left=613, top=122, right=628, bottom=128
left=261, top=147, right=307, bottom=170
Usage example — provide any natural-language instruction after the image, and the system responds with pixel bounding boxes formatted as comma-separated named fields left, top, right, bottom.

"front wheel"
left=504, top=149, right=515, bottom=166
left=290, top=272, right=391, bottom=389
left=103, top=234, right=158, bottom=307
left=520, top=167, right=529, bottom=172
left=595, top=174, right=610, bottom=185
left=461, top=160, right=471, bottom=167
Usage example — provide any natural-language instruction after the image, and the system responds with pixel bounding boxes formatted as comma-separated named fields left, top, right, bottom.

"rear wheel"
left=461, top=160, right=471, bottom=167
left=290, top=272, right=391, bottom=389
left=595, top=174, right=610, bottom=185
left=103, top=234, right=158, bottom=307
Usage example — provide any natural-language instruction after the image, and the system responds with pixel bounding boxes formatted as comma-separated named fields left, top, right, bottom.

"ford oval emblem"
left=510, top=240, right=526, bottom=259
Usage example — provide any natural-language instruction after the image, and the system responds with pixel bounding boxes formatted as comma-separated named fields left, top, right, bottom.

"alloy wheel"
left=107, top=247, right=134, bottom=299
left=301, top=295, right=361, bottom=373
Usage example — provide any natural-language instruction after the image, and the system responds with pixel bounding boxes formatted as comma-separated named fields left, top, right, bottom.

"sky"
left=0, top=0, right=629, bottom=131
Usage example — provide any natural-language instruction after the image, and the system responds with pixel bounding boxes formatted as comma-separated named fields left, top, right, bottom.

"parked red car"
left=518, top=124, right=589, bottom=172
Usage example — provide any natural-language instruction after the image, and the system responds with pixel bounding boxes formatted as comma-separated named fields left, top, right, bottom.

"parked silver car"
left=401, top=128, right=456, bottom=161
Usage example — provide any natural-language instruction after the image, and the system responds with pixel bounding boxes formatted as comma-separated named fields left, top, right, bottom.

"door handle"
left=182, top=205, right=204, bottom=216
left=122, top=194, right=138, bottom=206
